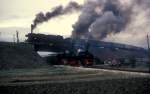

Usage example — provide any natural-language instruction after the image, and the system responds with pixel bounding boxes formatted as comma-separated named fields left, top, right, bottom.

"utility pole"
left=16, top=30, right=19, bottom=43
left=147, top=34, right=150, bottom=73
left=0, top=32, right=1, bottom=39
left=0, top=32, right=1, bottom=42
left=147, top=35, right=150, bottom=51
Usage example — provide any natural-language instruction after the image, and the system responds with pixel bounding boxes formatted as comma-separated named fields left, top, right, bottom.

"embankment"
left=0, top=42, right=47, bottom=70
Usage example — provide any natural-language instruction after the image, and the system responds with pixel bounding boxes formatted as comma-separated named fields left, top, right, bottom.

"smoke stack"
left=31, top=24, right=34, bottom=33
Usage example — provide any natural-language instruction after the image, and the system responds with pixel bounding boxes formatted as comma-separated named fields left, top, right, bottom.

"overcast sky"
left=0, top=0, right=150, bottom=48
left=0, top=0, right=84, bottom=41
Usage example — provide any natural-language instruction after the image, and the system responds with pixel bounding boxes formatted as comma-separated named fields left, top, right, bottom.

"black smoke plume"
left=31, top=1, right=82, bottom=32
left=72, top=0, right=132, bottom=39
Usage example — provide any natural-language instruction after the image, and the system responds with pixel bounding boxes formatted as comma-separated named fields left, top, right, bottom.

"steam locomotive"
left=26, top=33, right=148, bottom=67
left=26, top=33, right=95, bottom=66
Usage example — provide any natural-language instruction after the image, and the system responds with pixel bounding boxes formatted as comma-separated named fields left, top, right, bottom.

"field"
left=0, top=42, right=150, bottom=94
left=0, top=66, right=150, bottom=94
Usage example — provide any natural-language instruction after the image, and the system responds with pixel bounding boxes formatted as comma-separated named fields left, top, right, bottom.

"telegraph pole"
left=0, top=32, right=1, bottom=39
left=16, top=31, right=19, bottom=43
left=147, top=35, right=150, bottom=51
left=147, top=34, right=150, bottom=73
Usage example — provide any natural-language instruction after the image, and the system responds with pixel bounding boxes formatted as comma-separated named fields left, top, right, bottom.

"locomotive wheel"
left=80, top=59, right=93, bottom=67
left=61, top=59, right=81, bottom=67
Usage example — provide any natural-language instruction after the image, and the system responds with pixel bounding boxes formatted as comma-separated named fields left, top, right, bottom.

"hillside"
left=0, top=42, right=48, bottom=70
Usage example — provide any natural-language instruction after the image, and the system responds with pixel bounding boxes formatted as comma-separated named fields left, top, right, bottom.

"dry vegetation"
left=0, top=42, right=47, bottom=70
left=0, top=66, right=150, bottom=94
